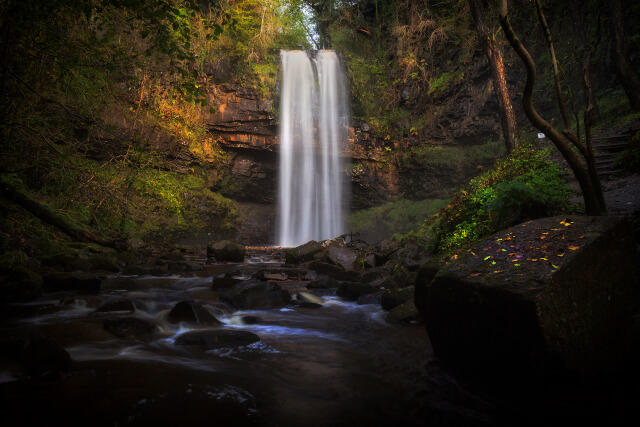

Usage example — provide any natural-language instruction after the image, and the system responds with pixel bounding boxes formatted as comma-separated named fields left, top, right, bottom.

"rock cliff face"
left=203, top=53, right=514, bottom=238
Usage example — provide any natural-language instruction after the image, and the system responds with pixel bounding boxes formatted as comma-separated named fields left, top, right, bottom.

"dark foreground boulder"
left=103, top=317, right=159, bottom=339
left=207, top=240, right=246, bottom=262
left=381, top=286, right=415, bottom=311
left=285, top=240, right=322, bottom=264
left=220, top=280, right=292, bottom=309
left=386, top=299, right=420, bottom=324
left=167, top=300, right=221, bottom=326
left=337, top=281, right=380, bottom=301
left=0, top=330, right=71, bottom=379
left=95, top=298, right=136, bottom=313
left=175, top=329, right=260, bottom=349
left=416, top=216, right=639, bottom=385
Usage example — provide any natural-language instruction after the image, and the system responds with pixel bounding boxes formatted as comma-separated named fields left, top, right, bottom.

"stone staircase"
left=591, top=128, right=635, bottom=178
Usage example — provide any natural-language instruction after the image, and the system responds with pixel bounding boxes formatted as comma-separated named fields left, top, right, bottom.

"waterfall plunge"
left=277, top=50, right=349, bottom=247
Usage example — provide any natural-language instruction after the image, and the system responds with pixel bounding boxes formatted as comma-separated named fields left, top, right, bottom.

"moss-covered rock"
left=207, top=240, right=246, bottom=262
left=285, top=240, right=323, bottom=264
left=416, top=216, right=639, bottom=385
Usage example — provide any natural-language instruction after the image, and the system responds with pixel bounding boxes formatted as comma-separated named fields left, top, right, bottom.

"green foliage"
left=348, top=198, right=449, bottom=242
left=615, top=131, right=640, bottom=172
left=419, top=145, right=572, bottom=253
left=400, top=139, right=506, bottom=168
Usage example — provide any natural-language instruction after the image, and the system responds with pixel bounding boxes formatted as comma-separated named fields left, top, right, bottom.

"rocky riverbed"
left=1, top=231, right=638, bottom=426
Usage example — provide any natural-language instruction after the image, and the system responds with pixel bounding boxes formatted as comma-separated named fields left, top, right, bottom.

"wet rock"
left=242, top=315, right=262, bottom=324
left=175, top=329, right=260, bottom=349
left=381, top=286, right=415, bottom=311
left=212, top=276, right=243, bottom=290
left=327, top=246, right=358, bottom=270
left=307, top=276, right=339, bottom=289
left=0, top=330, right=71, bottom=379
left=220, top=280, right=292, bottom=309
left=126, top=237, right=147, bottom=250
left=295, top=292, right=324, bottom=308
left=207, top=240, right=246, bottom=262
left=0, top=266, right=43, bottom=302
left=329, top=270, right=362, bottom=282
left=363, top=253, right=376, bottom=268
left=337, top=281, right=380, bottom=301
left=416, top=216, right=639, bottom=384
left=95, top=298, right=136, bottom=313
left=253, top=267, right=307, bottom=281
left=359, top=267, right=390, bottom=284
left=388, top=244, right=429, bottom=271
left=285, top=240, right=322, bottom=264
left=386, top=299, right=420, bottom=324
left=43, top=271, right=102, bottom=292
left=166, top=260, right=204, bottom=272
left=103, top=317, right=159, bottom=339
left=372, top=240, right=401, bottom=265
left=307, top=261, right=343, bottom=275
left=167, top=300, right=221, bottom=326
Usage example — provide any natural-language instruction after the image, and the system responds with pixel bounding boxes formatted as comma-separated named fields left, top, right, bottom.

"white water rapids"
left=277, top=50, right=349, bottom=247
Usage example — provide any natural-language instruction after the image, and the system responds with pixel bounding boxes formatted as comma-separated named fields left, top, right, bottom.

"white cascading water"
left=277, top=50, right=348, bottom=247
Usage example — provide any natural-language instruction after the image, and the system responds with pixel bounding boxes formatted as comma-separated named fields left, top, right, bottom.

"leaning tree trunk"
left=468, top=0, right=520, bottom=153
left=498, top=0, right=606, bottom=215
left=608, top=0, right=640, bottom=110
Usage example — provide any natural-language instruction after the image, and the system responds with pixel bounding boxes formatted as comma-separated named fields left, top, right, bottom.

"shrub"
left=419, top=145, right=572, bottom=253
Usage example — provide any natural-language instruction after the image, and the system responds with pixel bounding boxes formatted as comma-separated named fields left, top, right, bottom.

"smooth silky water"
left=0, top=256, right=497, bottom=426
left=277, top=50, right=348, bottom=247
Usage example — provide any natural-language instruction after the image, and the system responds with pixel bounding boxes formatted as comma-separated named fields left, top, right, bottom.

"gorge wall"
left=202, top=50, right=514, bottom=243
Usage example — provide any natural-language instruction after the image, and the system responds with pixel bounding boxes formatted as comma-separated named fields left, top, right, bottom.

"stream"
left=0, top=252, right=500, bottom=426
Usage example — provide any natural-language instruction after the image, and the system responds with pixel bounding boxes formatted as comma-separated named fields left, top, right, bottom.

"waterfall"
left=277, top=50, right=349, bottom=247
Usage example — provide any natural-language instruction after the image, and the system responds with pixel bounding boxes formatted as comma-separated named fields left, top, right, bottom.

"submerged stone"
left=104, top=317, right=159, bottom=339
left=174, top=329, right=260, bottom=349
left=220, top=280, right=292, bottom=309
left=167, top=300, right=221, bottom=326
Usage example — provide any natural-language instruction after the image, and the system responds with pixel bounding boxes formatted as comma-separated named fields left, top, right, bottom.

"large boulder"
left=220, top=280, right=292, bottom=309
left=327, top=246, right=358, bottom=270
left=416, top=216, right=639, bottom=384
left=0, top=266, right=43, bottom=302
left=175, top=329, right=260, bottom=349
left=207, top=240, right=246, bottom=262
left=285, top=240, right=322, bottom=264
left=0, top=330, right=71, bottom=379
left=167, top=300, right=221, bottom=326
left=381, top=285, right=415, bottom=311
left=103, top=317, right=159, bottom=339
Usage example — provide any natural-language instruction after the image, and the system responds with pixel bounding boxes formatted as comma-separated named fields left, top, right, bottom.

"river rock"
left=166, top=260, right=204, bottom=272
left=174, top=329, right=260, bottom=349
left=307, top=276, right=339, bottom=289
left=254, top=267, right=307, bottom=281
left=220, top=280, right=292, bottom=309
left=167, top=300, right=221, bottom=326
left=337, top=281, right=380, bottom=301
left=95, top=298, right=136, bottom=313
left=381, top=286, right=415, bottom=310
left=359, top=267, right=391, bottom=284
left=295, top=292, right=324, bottom=308
left=43, top=271, right=102, bottom=292
left=327, top=246, right=358, bottom=270
left=207, top=240, right=246, bottom=262
left=103, top=317, right=159, bottom=339
left=0, top=266, right=43, bottom=302
left=212, top=276, right=243, bottom=290
left=0, top=330, right=71, bottom=379
left=372, top=239, right=401, bottom=265
left=307, top=261, right=343, bottom=275
left=416, top=216, right=639, bottom=384
left=285, top=240, right=322, bottom=264
left=386, top=299, right=420, bottom=324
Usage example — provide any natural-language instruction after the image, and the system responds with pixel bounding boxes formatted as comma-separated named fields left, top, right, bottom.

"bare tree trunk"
left=608, top=0, right=640, bottom=110
left=570, top=0, right=600, bottom=119
left=498, top=0, right=606, bottom=215
left=468, top=0, right=520, bottom=153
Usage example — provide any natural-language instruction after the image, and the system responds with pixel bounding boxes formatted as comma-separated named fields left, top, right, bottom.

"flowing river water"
left=0, top=252, right=501, bottom=426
